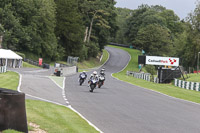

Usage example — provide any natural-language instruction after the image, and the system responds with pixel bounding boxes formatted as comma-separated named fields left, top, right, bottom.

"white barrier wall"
left=62, top=66, right=77, bottom=76
left=174, top=79, right=200, bottom=91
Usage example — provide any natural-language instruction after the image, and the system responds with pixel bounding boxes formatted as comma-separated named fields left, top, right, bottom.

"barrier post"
left=0, top=88, right=28, bottom=133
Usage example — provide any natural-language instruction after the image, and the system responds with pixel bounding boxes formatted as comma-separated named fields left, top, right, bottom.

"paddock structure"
left=0, top=49, right=23, bottom=71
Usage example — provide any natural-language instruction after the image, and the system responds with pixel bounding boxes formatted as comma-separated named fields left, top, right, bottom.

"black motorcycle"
left=98, top=75, right=105, bottom=88
left=79, top=74, right=86, bottom=85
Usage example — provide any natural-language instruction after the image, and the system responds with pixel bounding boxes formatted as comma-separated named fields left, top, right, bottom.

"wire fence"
left=67, top=56, right=79, bottom=66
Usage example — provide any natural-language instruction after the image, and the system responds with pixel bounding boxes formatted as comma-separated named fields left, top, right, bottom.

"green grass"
left=0, top=71, right=98, bottom=133
left=0, top=71, right=19, bottom=90
left=26, top=100, right=98, bottom=133
left=2, top=129, right=22, bottom=133
left=109, top=45, right=200, bottom=104
left=49, top=76, right=64, bottom=88
left=78, top=49, right=109, bottom=70
left=22, top=61, right=40, bottom=68
left=180, top=73, right=200, bottom=82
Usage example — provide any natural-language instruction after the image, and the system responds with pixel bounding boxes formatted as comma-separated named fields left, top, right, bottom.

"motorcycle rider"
left=79, top=71, right=87, bottom=80
left=99, top=68, right=105, bottom=86
left=100, top=67, right=105, bottom=76
left=88, top=71, right=99, bottom=87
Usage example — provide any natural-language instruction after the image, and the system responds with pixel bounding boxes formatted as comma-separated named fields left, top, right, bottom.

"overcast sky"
left=115, top=0, right=197, bottom=19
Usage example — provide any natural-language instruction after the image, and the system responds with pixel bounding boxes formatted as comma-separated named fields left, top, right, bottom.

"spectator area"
left=0, top=49, right=23, bottom=69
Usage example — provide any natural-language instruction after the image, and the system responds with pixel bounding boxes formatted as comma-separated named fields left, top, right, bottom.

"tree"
left=113, top=7, right=133, bottom=44
left=125, top=4, right=182, bottom=56
left=135, top=24, right=172, bottom=56
left=78, top=0, right=118, bottom=51
left=0, top=0, right=58, bottom=60
left=55, top=0, right=85, bottom=60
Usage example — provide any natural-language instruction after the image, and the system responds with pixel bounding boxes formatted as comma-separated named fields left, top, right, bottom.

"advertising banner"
left=39, top=58, right=43, bottom=66
left=145, top=56, right=179, bottom=66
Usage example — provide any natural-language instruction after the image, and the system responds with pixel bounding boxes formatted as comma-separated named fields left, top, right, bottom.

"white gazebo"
left=0, top=49, right=23, bottom=72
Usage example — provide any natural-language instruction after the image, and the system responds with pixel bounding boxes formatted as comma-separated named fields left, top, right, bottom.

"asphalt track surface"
left=11, top=46, right=200, bottom=133
left=65, top=47, right=200, bottom=133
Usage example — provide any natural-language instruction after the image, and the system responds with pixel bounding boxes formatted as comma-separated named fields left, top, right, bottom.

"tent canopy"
left=0, top=49, right=22, bottom=60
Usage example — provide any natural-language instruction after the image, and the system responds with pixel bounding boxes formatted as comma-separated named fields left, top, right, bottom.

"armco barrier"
left=0, top=88, right=28, bottom=132
left=127, top=71, right=150, bottom=82
left=0, top=66, right=6, bottom=73
left=174, top=79, right=200, bottom=91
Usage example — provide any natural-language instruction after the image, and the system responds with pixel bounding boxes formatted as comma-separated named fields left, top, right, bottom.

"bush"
left=87, top=42, right=99, bottom=58
left=145, top=65, right=157, bottom=75
left=15, top=51, right=25, bottom=59
left=79, top=45, right=88, bottom=61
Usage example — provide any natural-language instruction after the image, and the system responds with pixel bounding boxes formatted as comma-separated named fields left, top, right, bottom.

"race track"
left=65, top=46, right=200, bottom=133
left=13, top=46, right=200, bottom=133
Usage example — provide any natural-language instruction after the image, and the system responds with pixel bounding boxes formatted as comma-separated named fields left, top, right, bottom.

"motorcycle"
left=89, top=78, right=98, bottom=92
left=98, top=75, right=105, bottom=88
left=79, top=74, right=86, bottom=86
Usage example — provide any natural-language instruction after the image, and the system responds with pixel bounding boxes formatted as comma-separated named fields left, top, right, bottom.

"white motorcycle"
left=89, top=78, right=98, bottom=92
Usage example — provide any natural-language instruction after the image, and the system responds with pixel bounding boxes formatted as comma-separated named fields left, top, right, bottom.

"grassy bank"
left=1, top=72, right=98, bottom=133
left=22, top=61, right=40, bottom=68
left=180, top=73, right=200, bottom=82
left=26, top=100, right=97, bottom=133
left=0, top=71, right=19, bottom=90
left=78, top=49, right=109, bottom=70
left=110, top=45, right=200, bottom=104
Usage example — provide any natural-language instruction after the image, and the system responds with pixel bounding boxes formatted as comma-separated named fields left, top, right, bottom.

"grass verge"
left=26, top=100, right=98, bottom=133
left=180, top=73, right=200, bottom=82
left=78, top=49, right=109, bottom=70
left=1, top=72, right=98, bottom=133
left=110, top=45, right=200, bottom=104
left=48, top=76, right=64, bottom=88
left=22, top=61, right=40, bottom=68
left=0, top=71, right=19, bottom=90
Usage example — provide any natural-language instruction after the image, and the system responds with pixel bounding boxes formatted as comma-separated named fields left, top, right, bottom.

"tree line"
left=1, top=0, right=200, bottom=70
left=113, top=2, right=200, bottom=70
left=0, top=0, right=117, bottom=62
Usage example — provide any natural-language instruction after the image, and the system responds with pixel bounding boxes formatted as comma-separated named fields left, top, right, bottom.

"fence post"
left=196, top=83, right=200, bottom=91
left=186, top=81, right=190, bottom=90
left=178, top=80, right=181, bottom=88
left=182, top=81, right=185, bottom=88
left=191, top=82, right=194, bottom=90
left=0, top=88, right=28, bottom=132
left=174, top=79, right=177, bottom=86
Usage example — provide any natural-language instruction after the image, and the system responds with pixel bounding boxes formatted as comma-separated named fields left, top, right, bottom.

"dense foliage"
left=114, top=3, right=200, bottom=70
left=1, top=0, right=200, bottom=70
left=0, top=0, right=117, bottom=61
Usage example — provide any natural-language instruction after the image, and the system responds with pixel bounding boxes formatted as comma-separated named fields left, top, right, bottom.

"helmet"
left=83, top=71, right=86, bottom=73
left=93, top=71, right=97, bottom=75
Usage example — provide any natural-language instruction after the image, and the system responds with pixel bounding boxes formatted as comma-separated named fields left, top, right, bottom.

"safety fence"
left=174, top=79, right=200, bottom=91
left=0, top=66, right=6, bottom=73
left=154, top=77, right=159, bottom=83
left=23, top=58, right=50, bottom=69
left=127, top=71, right=151, bottom=82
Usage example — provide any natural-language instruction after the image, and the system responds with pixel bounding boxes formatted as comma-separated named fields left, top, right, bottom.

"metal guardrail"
left=127, top=71, right=151, bottom=82
left=127, top=71, right=160, bottom=83
left=109, top=42, right=130, bottom=48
